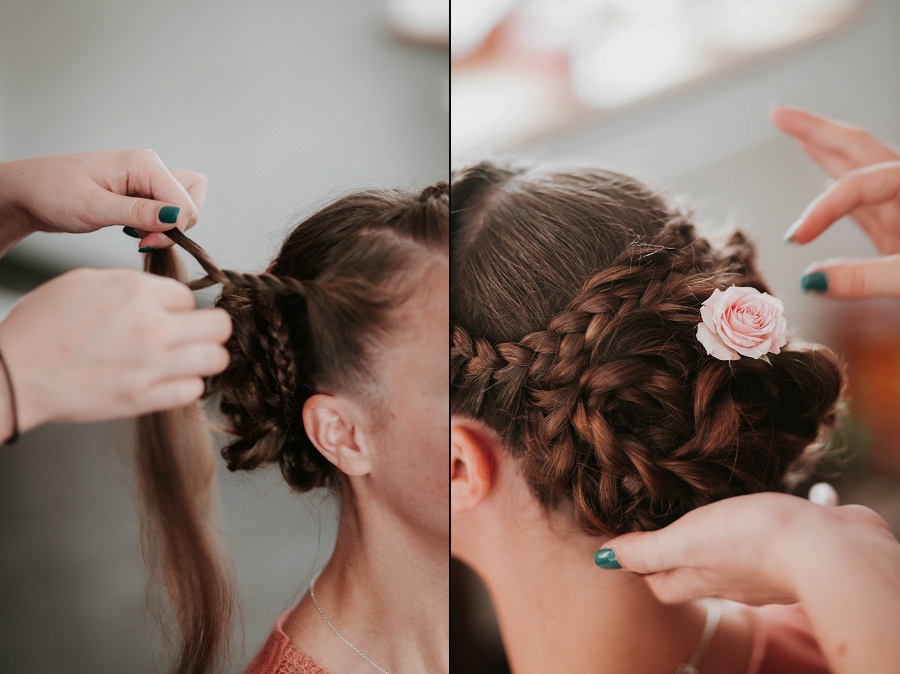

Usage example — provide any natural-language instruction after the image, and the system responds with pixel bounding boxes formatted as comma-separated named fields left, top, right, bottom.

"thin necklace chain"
left=675, top=598, right=723, bottom=674
left=309, top=571, right=392, bottom=674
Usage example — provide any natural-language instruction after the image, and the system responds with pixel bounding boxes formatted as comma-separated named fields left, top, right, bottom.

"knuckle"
left=842, top=504, right=889, bottom=528
left=137, top=148, right=162, bottom=165
left=176, top=378, right=204, bottom=405
left=130, top=315, right=166, bottom=345
left=213, top=309, right=233, bottom=340
left=118, top=371, right=144, bottom=407
left=168, top=281, right=194, bottom=304
left=130, top=198, right=153, bottom=224
left=212, top=345, right=230, bottom=372
left=646, top=575, right=680, bottom=604
left=118, top=267, right=144, bottom=288
left=184, top=206, right=200, bottom=227
left=842, top=267, right=871, bottom=297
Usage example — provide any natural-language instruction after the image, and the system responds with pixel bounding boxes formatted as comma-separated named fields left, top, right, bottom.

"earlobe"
left=303, top=394, right=371, bottom=476
left=451, top=420, right=496, bottom=514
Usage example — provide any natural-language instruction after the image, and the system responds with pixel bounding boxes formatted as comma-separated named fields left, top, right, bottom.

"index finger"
left=788, top=162, right=900, bottom=244
left=170, top=169, right=209, bottom=215
left=771, top=106, right=899, bottom=167
left=772, top=107, right=861, bottom=152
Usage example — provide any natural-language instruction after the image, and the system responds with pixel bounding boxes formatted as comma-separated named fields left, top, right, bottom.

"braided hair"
left=137, top=182, right=448, bottom=674
left=451, top=160, right=842, bottom=537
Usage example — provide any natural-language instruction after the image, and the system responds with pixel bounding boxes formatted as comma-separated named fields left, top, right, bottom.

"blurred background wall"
left=0, top=1, right=447, bottom=672
left=450, top=0, right=900, bottom=671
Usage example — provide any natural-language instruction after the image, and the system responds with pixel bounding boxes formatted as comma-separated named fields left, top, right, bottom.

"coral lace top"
left=243, top=603, right=829, bottom=673
left=243, top=610, right=330, bottom=674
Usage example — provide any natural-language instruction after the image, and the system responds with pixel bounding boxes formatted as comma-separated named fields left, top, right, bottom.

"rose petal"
left=697, top=322, right=740, bottom=360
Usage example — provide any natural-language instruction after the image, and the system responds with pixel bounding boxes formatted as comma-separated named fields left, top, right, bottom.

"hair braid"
left=260, top=295, right=298, bottom=422
left=451, top=160, right=844, bottom=537
left=164, top=228, right=315, bottom=297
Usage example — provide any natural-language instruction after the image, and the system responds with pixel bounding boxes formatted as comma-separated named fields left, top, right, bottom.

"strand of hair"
left=163, top=228, right=310, bottom=296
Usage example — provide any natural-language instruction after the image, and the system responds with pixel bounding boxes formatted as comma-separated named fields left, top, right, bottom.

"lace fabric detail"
left=243, top=610, right=331, bottom=674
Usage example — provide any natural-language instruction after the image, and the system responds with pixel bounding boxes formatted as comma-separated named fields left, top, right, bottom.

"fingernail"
left=158, top=205, right=180, bottom=224
left=801, top=272, right=828, bottom=293
left=783, top=219, right=802, bottom=242
left=123, top=226, right=141, bottom=239
left=594, top=548, right=622, bottom=569
left=138, top=246, right=157, bottom=253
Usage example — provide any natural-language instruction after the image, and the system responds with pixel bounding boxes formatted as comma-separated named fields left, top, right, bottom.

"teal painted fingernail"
left=158, top=205, right=180, bottom=224
left=801, top=272, right=828, bottom=293
left=594, top=548, right=621, bottom=569
left=123, top=226, right=141, bottom=239
left=138, top=246, right=157, bottom=253
left=783, top=219, right=802, bottom=242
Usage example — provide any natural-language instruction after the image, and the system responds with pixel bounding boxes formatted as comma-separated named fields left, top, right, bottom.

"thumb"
left=597, top=530, right=679, bottom=575
left=599, top=536, right=709, bottom=603
left=784, top=161, right=900, bottom=244
left=801, top=254, right=900, bottom=299
left=92, top=190, right=185, bottom=233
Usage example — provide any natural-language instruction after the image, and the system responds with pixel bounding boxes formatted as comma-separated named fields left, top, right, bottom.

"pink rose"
left=696, top=286, right=788, bottom=361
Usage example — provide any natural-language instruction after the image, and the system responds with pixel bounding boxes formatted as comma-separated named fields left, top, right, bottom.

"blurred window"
left=451, top=0, right=863, bottom=154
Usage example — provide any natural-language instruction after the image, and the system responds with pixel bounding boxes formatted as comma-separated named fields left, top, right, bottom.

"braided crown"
left=452, top=225, right=843, bottom=536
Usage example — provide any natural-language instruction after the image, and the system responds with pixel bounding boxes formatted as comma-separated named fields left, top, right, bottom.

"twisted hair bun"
left=451, top=161, right=843, bottom=536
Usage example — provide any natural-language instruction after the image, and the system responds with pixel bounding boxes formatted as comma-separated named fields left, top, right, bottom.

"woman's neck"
left=463, top=507, right=752, bottom=674
left=285, top=491, right=449, bottom=674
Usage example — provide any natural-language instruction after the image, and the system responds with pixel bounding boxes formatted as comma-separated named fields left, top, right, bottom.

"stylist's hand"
left=0, top=150, right=207, bottom=253
left=773, top=106, right=900, bottom=298
left=600, top=490, right=900, bottom=674
left=0, top=267, right=230, bottom=434
left=597, top=491, right=893, bottom=606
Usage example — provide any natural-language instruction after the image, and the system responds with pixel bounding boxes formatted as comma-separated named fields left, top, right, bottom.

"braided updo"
left=451, top=161, right=842, bottom=536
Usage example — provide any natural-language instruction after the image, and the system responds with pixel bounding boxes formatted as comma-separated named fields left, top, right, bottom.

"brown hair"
left=139, top=183, right=448, bottom=673
left=451, top=160, right=842, bottom=536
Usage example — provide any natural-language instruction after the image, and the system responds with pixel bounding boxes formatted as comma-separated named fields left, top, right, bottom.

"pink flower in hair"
left=696, top=285, right=788, bottom=361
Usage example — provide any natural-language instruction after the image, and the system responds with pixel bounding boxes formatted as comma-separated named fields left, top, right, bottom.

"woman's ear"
left=451, top=418, right=497, bottom=514
left=303, top=394, right=371, bottom=476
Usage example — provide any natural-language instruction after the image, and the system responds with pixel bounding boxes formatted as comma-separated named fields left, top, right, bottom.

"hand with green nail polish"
left=0, top=151, right=208, bottom=256
left=602, top=492, right=900, bottom=674
left=773, top=107, right=900, bottom=299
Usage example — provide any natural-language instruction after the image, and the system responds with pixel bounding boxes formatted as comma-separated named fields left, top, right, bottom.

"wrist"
left=0, top=324, right=45, bottom=435
left=773, top=506, right=847, bottom=601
